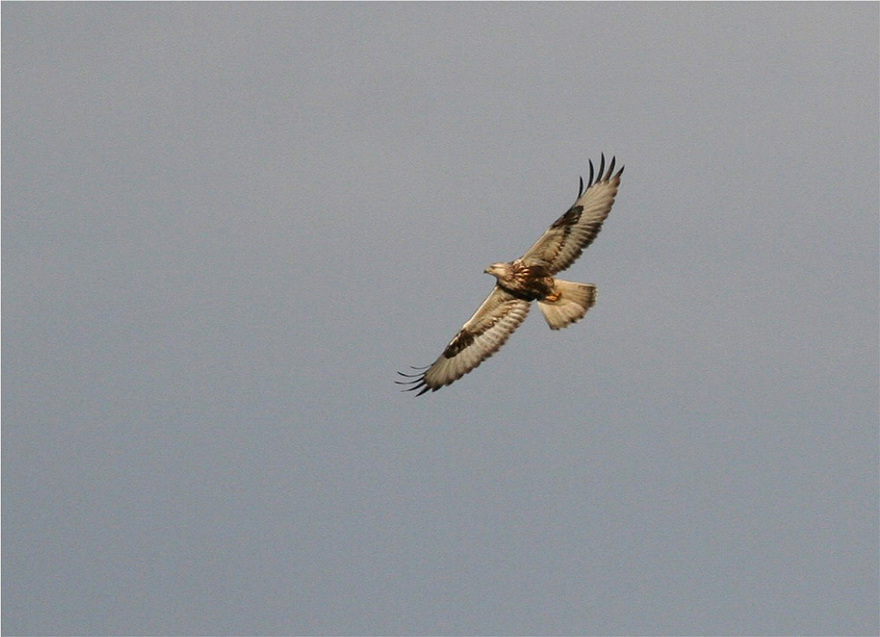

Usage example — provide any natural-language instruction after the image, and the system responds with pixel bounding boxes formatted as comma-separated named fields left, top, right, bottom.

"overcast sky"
left=3, top=3, right=878, bottom=635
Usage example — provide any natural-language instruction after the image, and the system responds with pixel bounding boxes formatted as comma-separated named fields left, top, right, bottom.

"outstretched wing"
left=397, top=286, right=530, bottom=395
left=521, top=154, right=624, bottom=274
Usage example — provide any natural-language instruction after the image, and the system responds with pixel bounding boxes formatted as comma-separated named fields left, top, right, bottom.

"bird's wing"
left=521, top=154, right=624, bottom=274
left=396, top=286, right=530, bottom=395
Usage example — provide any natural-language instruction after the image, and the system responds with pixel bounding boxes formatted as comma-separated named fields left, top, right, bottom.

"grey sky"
left=3, top=3, right=878, bottom=635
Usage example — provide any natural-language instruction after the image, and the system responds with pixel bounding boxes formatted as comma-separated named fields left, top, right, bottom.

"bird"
left=397, top=154, right=624, bottom=396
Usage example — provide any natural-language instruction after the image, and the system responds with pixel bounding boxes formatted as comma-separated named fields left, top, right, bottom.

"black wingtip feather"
left=396, top=369, right=435, bottom=396
left=396, top=365, right=430, bottom=378
left=578, top=175, right=584, bottom=198
left=586, top=155, right=624, bottom=184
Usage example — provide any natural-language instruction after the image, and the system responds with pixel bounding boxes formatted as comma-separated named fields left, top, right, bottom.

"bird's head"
left=484, top=262, right=510, bottom=279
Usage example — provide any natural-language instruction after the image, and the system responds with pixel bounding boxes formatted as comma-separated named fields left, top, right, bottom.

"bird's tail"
left=538, top=279, right=597, bottom=330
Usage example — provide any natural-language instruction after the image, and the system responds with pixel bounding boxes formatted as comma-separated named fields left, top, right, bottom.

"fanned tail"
left=538, top=280, right=596, bottom=330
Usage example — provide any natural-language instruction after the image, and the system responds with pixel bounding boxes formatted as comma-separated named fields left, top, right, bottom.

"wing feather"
left=396, top=286, right=530, bottom=395
left=521, top=154, right=624, bottom=274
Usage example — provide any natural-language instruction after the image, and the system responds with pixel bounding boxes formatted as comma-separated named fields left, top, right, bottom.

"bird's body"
left=398, top=154, right=624, bottom=395
left=485, top=261, right=555, bottom=301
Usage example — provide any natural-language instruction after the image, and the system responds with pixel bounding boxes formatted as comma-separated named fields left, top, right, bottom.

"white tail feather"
left=538, top=280, right=596, bottom=330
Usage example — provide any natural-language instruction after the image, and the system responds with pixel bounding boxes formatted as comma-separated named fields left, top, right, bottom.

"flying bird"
left=397, top=154, right=624, bottom=395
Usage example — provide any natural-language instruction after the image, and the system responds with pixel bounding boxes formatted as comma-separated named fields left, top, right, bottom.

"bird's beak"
left=484, top=267, right=491, bottom=274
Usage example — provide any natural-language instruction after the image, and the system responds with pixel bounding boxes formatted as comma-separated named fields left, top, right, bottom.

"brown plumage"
left=398, top=155, right=624, bottom=396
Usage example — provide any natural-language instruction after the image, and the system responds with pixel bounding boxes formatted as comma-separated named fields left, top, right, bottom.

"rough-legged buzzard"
left=398, top=155, right=624, bottom=395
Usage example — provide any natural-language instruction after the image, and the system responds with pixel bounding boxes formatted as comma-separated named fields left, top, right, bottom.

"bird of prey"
left=397, top=154, right=624, bottom=396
